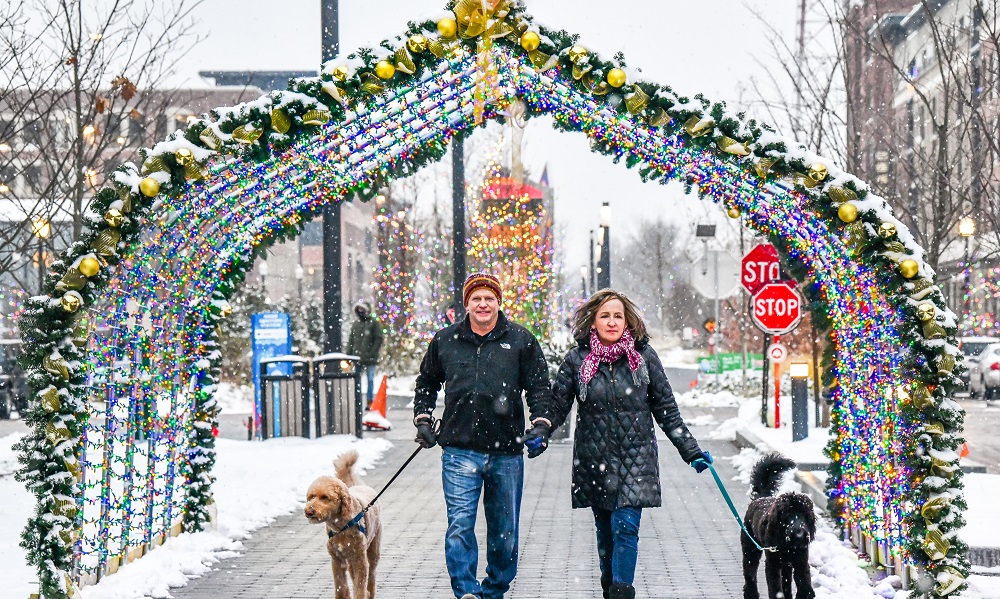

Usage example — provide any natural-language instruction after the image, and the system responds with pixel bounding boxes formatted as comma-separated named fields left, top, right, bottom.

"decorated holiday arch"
left=16, top=2, right=969, bottom=597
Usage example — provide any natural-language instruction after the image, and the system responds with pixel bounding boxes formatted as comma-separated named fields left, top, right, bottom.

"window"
left=22, top=165, right=42, bottom=195
left=23, top=120, right=43, bottom=147
left=365, top=229, right=373, bottom=254
left=154, top=114, right=168, bottom=140
left=127, top=114, right=146, bottom=145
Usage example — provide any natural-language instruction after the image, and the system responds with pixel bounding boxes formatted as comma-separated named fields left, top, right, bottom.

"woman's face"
left=593, top=298, right=626, bottom=345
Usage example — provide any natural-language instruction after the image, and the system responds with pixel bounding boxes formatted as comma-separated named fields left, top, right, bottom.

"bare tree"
left=0, top=0, right=203, bottom=292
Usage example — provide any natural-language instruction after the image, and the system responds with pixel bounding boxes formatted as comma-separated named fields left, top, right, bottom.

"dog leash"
left=329, top=419, right=442, bottom=540
left=693, top=458, right=776, bottom=553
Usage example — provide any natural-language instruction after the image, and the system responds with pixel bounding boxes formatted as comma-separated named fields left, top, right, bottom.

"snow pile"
left=212, top=383, right=254, bottom=415
left=0, top=430, right=24, bottom=477
left=676, top=388, right=746, bottom=407
left=362, top=411, right=392, bottom=430
left=0, top=432, right=391, bottom=599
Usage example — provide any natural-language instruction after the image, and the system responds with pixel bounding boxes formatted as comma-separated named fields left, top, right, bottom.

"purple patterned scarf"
left=579, top=328, right=647, bottom=395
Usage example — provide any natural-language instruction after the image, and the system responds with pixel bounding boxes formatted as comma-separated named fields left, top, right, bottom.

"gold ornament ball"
left=174, top=148, right=194, bottom=166
left=607, top=68, right=627, bottom=88
left=520, top=31, right=541, bottom=52
left=900, top=259, right=920, bottom=279
left=78, top=257, right=100, bottom=277
left=727, top=207, right=741, bottom=219
left=808, top=163, right=828, bottom=182
left=437, top=17, right=458, bottom=39
left=568, top=45, right=588, bottom=63
left=407, top=34, right=428, bottom=53
left=375, top=60, right=396, bottom=80
left=331, top=65, right=349, bottom=81
left=837, top=202, right=859, bottom=223
left=60, top=291, right=82, bottom=313
left=878, top=222, right=897, bottom=239
left=104, top=208, right=124, bottom=228
left=139, top=177, right=160, bottom=197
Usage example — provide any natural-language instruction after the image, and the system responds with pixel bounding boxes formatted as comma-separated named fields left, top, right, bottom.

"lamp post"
left=790, top=362, right=809, bottom=441
left=32, top=218, right=50, bottom=294
left=959, top=216, right=976, bottom=330
left=598, top=202, right=611, bottom=289
left=321, top=0, right=343, bottom=353
left=259, top=260, right=269, bottom=300
left=580, top=265, right=588, bottom=299
left=589, top=229, right=596, bottom=294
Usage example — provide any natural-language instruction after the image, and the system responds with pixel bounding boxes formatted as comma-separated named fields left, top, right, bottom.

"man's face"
left=466, top=289, right=499, bottom=330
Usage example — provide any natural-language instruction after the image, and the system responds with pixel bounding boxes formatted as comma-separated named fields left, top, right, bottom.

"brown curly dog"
left=304, top=450, right=383, bottom=599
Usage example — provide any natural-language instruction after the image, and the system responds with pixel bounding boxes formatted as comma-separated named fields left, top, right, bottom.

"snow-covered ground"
left=0, top=431, right=391, bottom=599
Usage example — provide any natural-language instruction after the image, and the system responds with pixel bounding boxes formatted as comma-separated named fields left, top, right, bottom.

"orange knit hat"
left=463, top=272, right=502, bottom=306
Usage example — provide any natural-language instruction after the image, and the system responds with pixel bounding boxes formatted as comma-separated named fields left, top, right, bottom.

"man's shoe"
left=609, top=583, right=635, bottom=599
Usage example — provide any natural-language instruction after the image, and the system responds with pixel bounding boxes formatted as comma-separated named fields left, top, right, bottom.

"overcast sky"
left=167, top=0, right=801, bottom=275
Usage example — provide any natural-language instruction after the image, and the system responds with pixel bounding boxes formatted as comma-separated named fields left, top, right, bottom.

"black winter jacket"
left=413, top=312, right=551, bottom=454
left=346, top=317, right=384, bottom=365
left=544, top=338, right=703, bottom=510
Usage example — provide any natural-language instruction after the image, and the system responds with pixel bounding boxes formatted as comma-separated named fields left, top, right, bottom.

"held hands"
left=523, top=423, right=551, bottom=458
left=691, top=450, right=713, bottom=474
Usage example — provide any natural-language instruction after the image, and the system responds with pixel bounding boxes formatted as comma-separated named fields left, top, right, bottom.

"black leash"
left=329, top=419, right=442, bottom=539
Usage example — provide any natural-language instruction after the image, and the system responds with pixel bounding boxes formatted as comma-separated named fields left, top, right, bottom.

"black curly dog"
left=742, top=453, right=816, bottom=599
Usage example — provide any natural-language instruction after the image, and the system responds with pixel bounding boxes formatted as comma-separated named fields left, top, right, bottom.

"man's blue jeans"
left=441, top=447, right=523, bottom=599
left=593, top=506, right=642, bottom=585
left=363, top=364, right=377, bottom=405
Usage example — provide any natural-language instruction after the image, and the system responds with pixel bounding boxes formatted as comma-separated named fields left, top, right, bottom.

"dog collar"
left=328, top=511, right=367, bottom=539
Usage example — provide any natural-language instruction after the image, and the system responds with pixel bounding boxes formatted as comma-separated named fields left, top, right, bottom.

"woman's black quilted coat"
left=545, top=339, right=704, bottom=510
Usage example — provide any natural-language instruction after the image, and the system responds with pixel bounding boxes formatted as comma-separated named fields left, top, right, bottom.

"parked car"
left=976, top=343, right=1000, bottom=400
left=960, top=336, right=1000, bottom=398
left=0, top=338, right=28, bottom=419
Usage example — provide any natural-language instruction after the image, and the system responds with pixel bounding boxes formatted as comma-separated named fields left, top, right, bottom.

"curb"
left=732, top=425, right=999, bottom=567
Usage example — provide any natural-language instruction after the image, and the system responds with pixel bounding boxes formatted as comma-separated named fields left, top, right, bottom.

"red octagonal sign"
left=751, top=282, right=803, bottom=334
left=741, top=244, right=781, bottom=295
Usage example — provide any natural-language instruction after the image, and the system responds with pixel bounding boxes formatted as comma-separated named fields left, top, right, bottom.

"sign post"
left=251, top=312, right=293, bottom=439
left=751, top=282, right=802, bottom=428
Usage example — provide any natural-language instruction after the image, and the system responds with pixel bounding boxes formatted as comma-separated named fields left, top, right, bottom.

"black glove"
left=415, top=420, right=437, bottom=448
left=523, top=423, right=551, bottom=458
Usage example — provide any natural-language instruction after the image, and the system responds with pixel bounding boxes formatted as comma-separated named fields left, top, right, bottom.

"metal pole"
left=599, top=226, right=611, bottom=289
left=37, top=238, right=44, bottom=294
left=761, top=334, right=769, bottom=426
left=812, top=330, right=822, bottom=427
left=964, top=236, right=971, bottom=328
left=792, top=373, right=808, bottom=441
left=589, top=229, right=596, bottom=293
left=321, top=0, right=342, bottom=353
left=453, top=134, right=466, bottom=318
left=713, top=250, right=720, bottom=387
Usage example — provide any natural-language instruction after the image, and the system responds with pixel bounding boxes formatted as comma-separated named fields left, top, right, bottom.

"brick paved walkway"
left=171, top=405, right=749, bottom=599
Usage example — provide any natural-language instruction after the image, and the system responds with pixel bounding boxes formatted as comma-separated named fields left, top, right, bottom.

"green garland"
left=16, top=1, right=967, bottom=597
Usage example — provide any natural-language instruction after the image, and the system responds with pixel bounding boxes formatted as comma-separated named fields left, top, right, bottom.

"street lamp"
left=959, top=216, right=976, bottom=330
left=258, top=260, right=269, bottom=300
left=295, top=263, right=305, bottom=299
left=598, top=202, right=611, bottom=289
left=580, top=265, right=588, bottom=298
left=790, top=362, right=810, bottom=441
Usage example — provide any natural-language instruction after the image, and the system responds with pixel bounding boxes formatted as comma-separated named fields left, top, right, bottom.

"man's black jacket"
left=413, top=311, right=550, bottom=454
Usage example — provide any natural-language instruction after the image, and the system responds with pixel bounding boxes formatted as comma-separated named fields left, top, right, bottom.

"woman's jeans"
left=593, top=506, right=643, bottom=585
left=442, top=447, right=524, bottom=599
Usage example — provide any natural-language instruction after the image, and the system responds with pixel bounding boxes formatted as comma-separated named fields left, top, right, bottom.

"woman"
left=524, top=290, right=712, bottom=599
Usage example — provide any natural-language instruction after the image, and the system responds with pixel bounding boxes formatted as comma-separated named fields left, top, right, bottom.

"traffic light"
left=703, top=318, right=717, bottom=334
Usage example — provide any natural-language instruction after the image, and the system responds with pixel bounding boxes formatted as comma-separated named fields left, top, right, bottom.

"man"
left=413, top=273, right=552, bottom=599
left=346, top=301, right=384, bottom=407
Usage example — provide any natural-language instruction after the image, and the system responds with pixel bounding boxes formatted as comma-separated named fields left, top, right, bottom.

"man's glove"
left=691, top=450, right=713, bottom=473
left=415, top=420, right=437, bottom=449
left=523, top=423, right=551, bottom=458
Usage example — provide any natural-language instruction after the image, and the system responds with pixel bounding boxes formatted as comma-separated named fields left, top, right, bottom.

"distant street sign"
left=751, top=283, right=803, bottom=334
left=741, top=244, right=781, bottom=296
left=691, top=250, right=741, bottom=299
left=768, top=342, right=788, bottom=364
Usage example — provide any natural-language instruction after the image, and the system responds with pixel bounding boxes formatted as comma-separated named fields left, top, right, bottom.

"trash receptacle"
left=259, top=356, right=311, bottom=440
left=313, top=353, right=363, bottom=439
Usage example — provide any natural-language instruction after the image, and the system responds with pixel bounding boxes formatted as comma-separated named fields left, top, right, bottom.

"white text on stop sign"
left=755, top=296, right=799, bottom=317
left=744, top=261, right=780, bottom=285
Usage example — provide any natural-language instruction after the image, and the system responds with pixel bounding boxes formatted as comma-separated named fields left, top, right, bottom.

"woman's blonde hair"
left=571, top=289, right=648, bottom=344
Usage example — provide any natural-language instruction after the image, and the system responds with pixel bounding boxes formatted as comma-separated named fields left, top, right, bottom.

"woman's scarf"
left=578, top=327, right=649, bottom=401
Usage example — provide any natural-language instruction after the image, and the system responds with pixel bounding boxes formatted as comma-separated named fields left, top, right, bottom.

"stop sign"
left=742, top=244, right=781, bottom=295
left=751, top=283, right=803, bottom=334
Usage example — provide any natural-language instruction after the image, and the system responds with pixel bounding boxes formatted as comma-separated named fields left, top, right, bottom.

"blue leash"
left=693, top=458, right=775, bottom=553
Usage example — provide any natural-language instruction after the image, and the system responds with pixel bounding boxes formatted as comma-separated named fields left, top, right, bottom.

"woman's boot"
left=601, top=575, right=611, bottom=599
left=609, top=583, right=636, bottom=599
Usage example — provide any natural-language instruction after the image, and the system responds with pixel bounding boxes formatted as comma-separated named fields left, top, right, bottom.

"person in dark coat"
left=346, top=301, right=384, bottom=406
left=523, top=289, right=712, bottom=599
left=413, top=272, right=552, bottom=599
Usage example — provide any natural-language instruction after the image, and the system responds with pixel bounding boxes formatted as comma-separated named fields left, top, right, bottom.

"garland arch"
left=15, top=1, right=969, bottom=597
